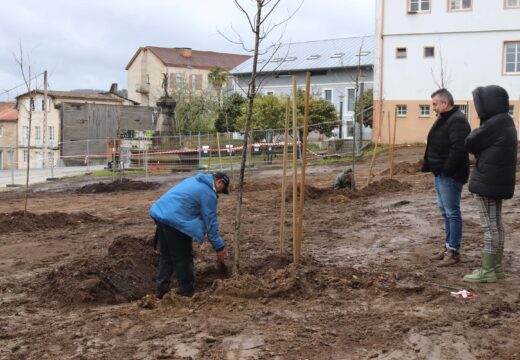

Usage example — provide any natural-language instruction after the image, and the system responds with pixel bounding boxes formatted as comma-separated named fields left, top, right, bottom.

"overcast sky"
left=0, top=0, right=374, bottom=101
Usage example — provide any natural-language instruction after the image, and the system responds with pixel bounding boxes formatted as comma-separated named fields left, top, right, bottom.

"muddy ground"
left=1, top=145, right=519, bottom=360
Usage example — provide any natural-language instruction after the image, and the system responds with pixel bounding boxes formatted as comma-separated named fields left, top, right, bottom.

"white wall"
left=375, top=0, right=520, bottom=101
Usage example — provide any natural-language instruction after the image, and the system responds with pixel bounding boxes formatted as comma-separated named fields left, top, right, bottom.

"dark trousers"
left=155, top=221, right=194, bottom=295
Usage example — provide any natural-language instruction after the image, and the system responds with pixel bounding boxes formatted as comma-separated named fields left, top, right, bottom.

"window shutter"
left=196, top=75, right=203, bottom=90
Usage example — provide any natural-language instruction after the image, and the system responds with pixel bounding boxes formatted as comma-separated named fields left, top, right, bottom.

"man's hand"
left=216, top=249, right=226, bottom=263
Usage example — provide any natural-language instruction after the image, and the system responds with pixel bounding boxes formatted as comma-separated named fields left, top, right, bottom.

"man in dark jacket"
left=422, top=88, right=471, bottom=266
left=463, top=85, right=517, bottom=283
left=150, top=172, right=230, bottom=298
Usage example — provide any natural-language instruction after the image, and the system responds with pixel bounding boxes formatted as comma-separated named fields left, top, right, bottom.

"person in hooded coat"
left=463, top=85, right=517, bottom=283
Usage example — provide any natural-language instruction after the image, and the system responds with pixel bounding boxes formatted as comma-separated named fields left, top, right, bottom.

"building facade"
left=0, top=102, right=18, bottom=169
left=231, top=37, right=375, bottom=139
left=374, top=0, right=520, bottom=144
left=126, top=47, right=249, bottom=106
left=15, top=90, right=132, bottom=169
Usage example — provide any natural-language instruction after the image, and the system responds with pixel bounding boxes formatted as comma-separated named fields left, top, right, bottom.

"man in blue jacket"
left=150, top=172, right=229, bottom=298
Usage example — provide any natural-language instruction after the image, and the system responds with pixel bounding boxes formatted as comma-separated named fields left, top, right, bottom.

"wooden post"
left=43, top=70, right=48, bottom=168
left=387, top=112, right=392, bottom=178
left=296, top=72, right=311, bottom=260
left=390, top=109, right=398, bottom=178
left=367, top=110, right=384, bottom=186
left=279, top=98, right=290, bottom=254
left=291, top=76, right=299, bottom=263
left=217, top=132, right=223, bottom=170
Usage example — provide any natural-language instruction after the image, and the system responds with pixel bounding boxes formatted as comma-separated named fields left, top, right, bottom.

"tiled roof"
left=126, top=47, right=250, bottom=71
left=0, top=102, right=17, bottom=121
left=230, top=36, right=375, bottom=74
left=16, top=90, right=124, bottom=102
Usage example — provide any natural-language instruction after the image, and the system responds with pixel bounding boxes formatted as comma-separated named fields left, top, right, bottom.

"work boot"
left=495, top=249, right=504, bottom=279
left=175, top=288, right=194, bottom=298
left=463, top=252, right=498, bottom=283
left=437, top=250, right=460, bottom=267
left=430, top=249, right=448, bottom=261
left=156, top=288, right=169, bottom=299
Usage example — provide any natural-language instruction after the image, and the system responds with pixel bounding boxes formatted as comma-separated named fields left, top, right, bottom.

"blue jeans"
left=434, top=175, right=463, bottom=253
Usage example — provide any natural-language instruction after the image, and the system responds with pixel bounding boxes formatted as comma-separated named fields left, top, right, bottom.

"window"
left=190, top=74, right=197, bottom=90
left=409, top=0, right=430, bottom=12
left=324, top=89, right=333, bottom=103
left=49, top=126, right=55, bottom=145
left=504, top=42, right=520, bottom=74
left=397, top=105, right=408, bottom=117
left=506, top=0, right=520, bottom=8
left=346, top=88, right=356, bottom=112
left=176, top=73, right=184, bottom=89
left=0, top=127, right=3, bottom=137
left=424, top=46, right=435, bottom=58
left=266, top=91, right=274, bottom=96
left=23, top=150, right=28, bottom=163
left=448, top=0, right=472, bottom=11
left=396, top=48, right=407, bottom=59
left=35, top=126, right=41, bottom=142
left=420, top=105, right=431, bottom=117
left=457, top=104, right=470, bottom=120
left=509, top=105, right=515, bottom=117
left=23, top=126, right=29, bottom=145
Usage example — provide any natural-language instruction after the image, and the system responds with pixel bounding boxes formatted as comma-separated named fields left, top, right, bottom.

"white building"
left=374, top=0, right=520, bottom=144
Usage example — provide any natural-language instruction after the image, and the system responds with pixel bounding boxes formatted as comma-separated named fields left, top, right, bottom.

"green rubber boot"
left=463, top=253, right=498, bottom=283
left=495, top=249, right=504, bottom=280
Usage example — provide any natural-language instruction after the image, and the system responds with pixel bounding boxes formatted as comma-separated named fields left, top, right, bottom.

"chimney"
left=109, top=83, right=118, bottom=94
left=180, top=48, right=192, bottom=58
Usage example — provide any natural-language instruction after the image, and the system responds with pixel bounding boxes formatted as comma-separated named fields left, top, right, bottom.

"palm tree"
left=208, top=66, right=228, bottom=107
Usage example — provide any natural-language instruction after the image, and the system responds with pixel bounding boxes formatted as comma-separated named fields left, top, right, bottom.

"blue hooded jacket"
left=149, top=173, right=225, bottom=251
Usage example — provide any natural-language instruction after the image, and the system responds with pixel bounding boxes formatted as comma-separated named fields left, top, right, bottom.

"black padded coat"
left=465, top=85, right=517, bottom=199
left=422, top=106, right=471, bottom=184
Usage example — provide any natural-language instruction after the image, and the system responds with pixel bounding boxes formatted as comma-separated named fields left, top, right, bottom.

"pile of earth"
left=285, top=183, right=328, bottom=201
left=75, top=178, right=160, bottom=194
left=0, top=211, right=102, bottom=234
left=380, top=160, right=423, bottom=175
left=318, top=179, right=412, bottom=203
left=207, top=255, right=427, bottom=300
left=37, top=235, right=158, bottom=305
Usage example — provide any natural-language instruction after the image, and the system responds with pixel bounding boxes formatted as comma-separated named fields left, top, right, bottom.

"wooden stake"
left=387, top=112, right=392, bottom=178
left=390, top=109, right=398, bottom=178
left=279, top=97, right=290, bottom=254
left=367, top=110, right=384, bottom=186
left=296, top=72, right=311, bottom=260
left=291, top=76, right=298, bottom=263
left=217, top=132, right=223, bottom=170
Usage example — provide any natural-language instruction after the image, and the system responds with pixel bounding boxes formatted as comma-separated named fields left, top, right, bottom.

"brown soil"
left=37, top=235, right=158, bottom=305
left=380, top=159, right=423, bottom=175
left=75, top=178, right=160, bottom=194
left=1, top=145, right=520, bottom=360
left=0, top=211, right=102, bottom=233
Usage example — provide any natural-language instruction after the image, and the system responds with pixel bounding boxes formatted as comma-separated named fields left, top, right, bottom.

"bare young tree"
left=13, top=41, right=36, bottom=216
left=430, top=47, right=452, bottom=89
left=224, top=0, right=302, bottom=272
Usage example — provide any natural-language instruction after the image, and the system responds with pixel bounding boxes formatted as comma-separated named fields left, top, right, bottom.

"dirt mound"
left=318, top=178, right=412, bottom=203
left=380, top=160, right=423, bottom=175
left=75, top=178, right=160, bottom=194
left=208, top=255, right=425, bottom=300
left=39, top=235, right=158, bottom=305
left=359, top=178, right=412, bottom=196
left=242, top=181, right=280, bottom=192
left=285, top=183, right=328, bottom=201
left=0, top=211, right=102, bottom=234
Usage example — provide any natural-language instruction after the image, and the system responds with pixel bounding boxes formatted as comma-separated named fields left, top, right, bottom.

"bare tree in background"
left=13, top=42, right=35, bottom=217
left=222, top=0, right=303, bottom=272
left=430, top=47, right=452, bottom=89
